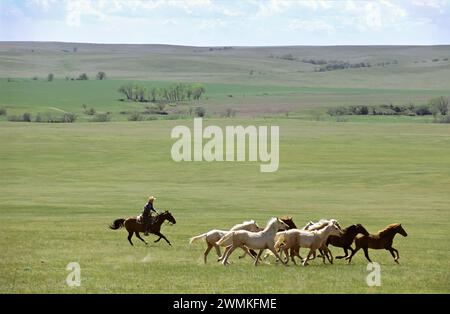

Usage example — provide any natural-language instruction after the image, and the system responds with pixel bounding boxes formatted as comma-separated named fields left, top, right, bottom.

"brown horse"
left=320, top=224, right=370, bottom=260
left=110, top=210, right=176, bottom=246
left=346, top=223, right=407, bottom=264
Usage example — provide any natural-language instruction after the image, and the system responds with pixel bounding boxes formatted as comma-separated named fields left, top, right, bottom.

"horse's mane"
left=308, top=221, right=329, bottom=231
left=378, top=223, right=400, bottom=237
left=262, top=217, right=279, bottom=231
left=230, top=220, right=255, bottom=231
left=280, top=216, right=297, bottom=229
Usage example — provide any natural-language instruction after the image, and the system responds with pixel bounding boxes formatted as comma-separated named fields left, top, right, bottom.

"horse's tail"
left=109, top=218, right=126, bottom=230
left=216, top=232, right=234, bottom=246
left=189, top=233, right=207, bottom=245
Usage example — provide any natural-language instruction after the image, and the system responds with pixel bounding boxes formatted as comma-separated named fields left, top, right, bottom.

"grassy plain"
left=0, top=42, right=449, bottom=293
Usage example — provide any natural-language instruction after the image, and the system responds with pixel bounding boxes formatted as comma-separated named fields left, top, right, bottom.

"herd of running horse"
left=110, top=211, right=408, bottom=266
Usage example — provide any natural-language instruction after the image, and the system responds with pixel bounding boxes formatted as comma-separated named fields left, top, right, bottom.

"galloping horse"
left=217, top=217, right=289, bottom=266
left=320, top=224, right=370, bottom=260
left=110, top=210, right=176, bottom=246
left=346, top=223, right=407, bottom=264
left=189, top=220, right=261, bottom=263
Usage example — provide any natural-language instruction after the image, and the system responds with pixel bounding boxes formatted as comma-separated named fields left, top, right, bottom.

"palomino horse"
left=277, top=221, right=342, bottom=266
left=110, top=210, right=176, bottom=246
left=189, top=220, right=261, bottom=263
left=239, top=216, right=298, bottom=260
left=346, top=223, right=407, bottom=264
left=321, top=224, right=370, bottom=260
left=217, top=217, right=289, bottom=266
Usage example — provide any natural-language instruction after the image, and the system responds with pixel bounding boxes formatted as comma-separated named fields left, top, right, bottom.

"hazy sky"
left=1, top=0, right=450, bottom=46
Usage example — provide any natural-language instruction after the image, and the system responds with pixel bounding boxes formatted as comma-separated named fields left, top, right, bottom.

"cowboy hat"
left=148, top=196, right=156, bottom=202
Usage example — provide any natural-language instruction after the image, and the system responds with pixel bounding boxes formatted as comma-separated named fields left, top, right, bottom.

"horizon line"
left=1, top=40, right=450, bottom=48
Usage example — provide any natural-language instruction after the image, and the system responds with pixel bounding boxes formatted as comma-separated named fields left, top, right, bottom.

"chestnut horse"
left=346, top=223, right=407, bottom=264
left=110, top=210, right=176, bottom=246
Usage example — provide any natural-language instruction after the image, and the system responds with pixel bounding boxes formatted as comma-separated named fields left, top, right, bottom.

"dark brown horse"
left=110, top=210, right=176, bottom=246
left=346, top=223, right=407, bottom=264
left=320, top=224, right=370, bottom=260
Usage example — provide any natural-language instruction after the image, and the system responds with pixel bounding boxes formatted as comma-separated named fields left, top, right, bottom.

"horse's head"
left=396, top=224, right=408, bottom=237
left=274, top=217, right=290, bottom=231
left=161, top=210, right=176, bottom=225
left=355, top=224, right=370, bottom=236
left=328, top=221, right=344, bottom=236
left=245, top=220, right=261, bottom=232
left=280, top=216, right=297, bottom=230
left=329, top=219, right=343, bottom=231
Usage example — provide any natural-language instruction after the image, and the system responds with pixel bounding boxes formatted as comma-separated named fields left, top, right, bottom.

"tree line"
left=118, top=83, right=206, bottom=102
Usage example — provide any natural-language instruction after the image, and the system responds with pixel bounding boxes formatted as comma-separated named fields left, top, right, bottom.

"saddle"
left=136, top=214, right=144, bottom=224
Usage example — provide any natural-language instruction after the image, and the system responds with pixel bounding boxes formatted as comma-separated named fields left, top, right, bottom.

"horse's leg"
left=127, top=232, right=134, bottom=246
left=135, top=232, right=148, bottom=245
left=336, top=247, right=349, bottom=259
left=303, top=249, right=313, bottom=266
left=390, top=247, right=400, bottom=264
left=154, top=237, right=162, bottom=242
left=154, top=232, right=171, bottom=246
left=289, top=248, right=297, bottom=265
left=222, top=245, right=237, bottom=266
left=214, top=245, right=222, bottom=257
left=254, top=249, right=264, bottom=266
left=346, top=246, right=360, bottom=264
left=363, top=247, right=372, bottom=263
left=268, top=246, right=287, bottom=266
left=217, top=245, right=230, bottom=262
left=324, top=247, right=333, bottom=264
left=204, top=243, right=213, bottom=264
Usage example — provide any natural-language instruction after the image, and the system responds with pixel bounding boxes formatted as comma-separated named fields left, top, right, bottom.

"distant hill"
left=1, top=41, right=450, bottom=89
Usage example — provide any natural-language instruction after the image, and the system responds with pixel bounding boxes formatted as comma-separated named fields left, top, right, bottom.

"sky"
left=1, top=0, right=450, bottom=46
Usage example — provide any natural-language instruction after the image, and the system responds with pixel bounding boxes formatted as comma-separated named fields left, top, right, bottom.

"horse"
left=277, top=221, right=342, bottom=266
left=321, top=224, right=370, bottom=260
left=238, top=216, right=297, bottom=260
left=295, top=218, right=343, bottom=263
left=109, top=210, right=176, bottom=246
left=302, top=219, right=342, bottom=231
left=189, top=220, right=261, bottom=263
left=216, top=217, right=289, bottom=266
left=346, top=223, right=407, bottom=264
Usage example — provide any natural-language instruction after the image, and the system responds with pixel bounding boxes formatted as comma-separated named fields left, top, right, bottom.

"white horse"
left=302, top=219, right=342, bottom=231
left=277, top=221, right=342, bottom=266
left=264, top=218, right=342, bottom=262
left=189, top=220, right=261, bottom=263
left=216, top=217, right=289, bottom=266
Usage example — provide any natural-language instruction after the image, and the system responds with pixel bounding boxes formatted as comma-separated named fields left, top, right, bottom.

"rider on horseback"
left=143, top=196, right=158, bottom=236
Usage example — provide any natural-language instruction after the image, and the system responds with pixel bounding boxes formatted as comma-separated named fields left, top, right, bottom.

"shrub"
left=32, top=76, right=38, bottom=81
left=47, top=73, right=54, bottom=81
left=62, top=113, right=77, bottom=123
left=414, top=104, right=432, bottom=116
left=22, top=112, right=32, bottom=122
left=83, top=106, right=96, bottom=115
left=128, top=112, right=144, bottom=121
left=0, top=107, right=6, bottom=116
left=224, top=108, right=237, bottom=118
left=429, top=96, right=449, bottom=115
left=91, top=113, right=111, bottom=122
left=438, top=115, right=450, bottom=123
left=96, top=71, right=106, bottom=80
left=195, top=106, right=206, bottom=117
left=77, top=73, right=89, bottom=80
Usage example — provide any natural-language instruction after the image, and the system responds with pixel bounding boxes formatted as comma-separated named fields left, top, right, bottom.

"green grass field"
left=0, top=120, right=449, bottom=293
left=1, top=42, right=449, bottom=294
